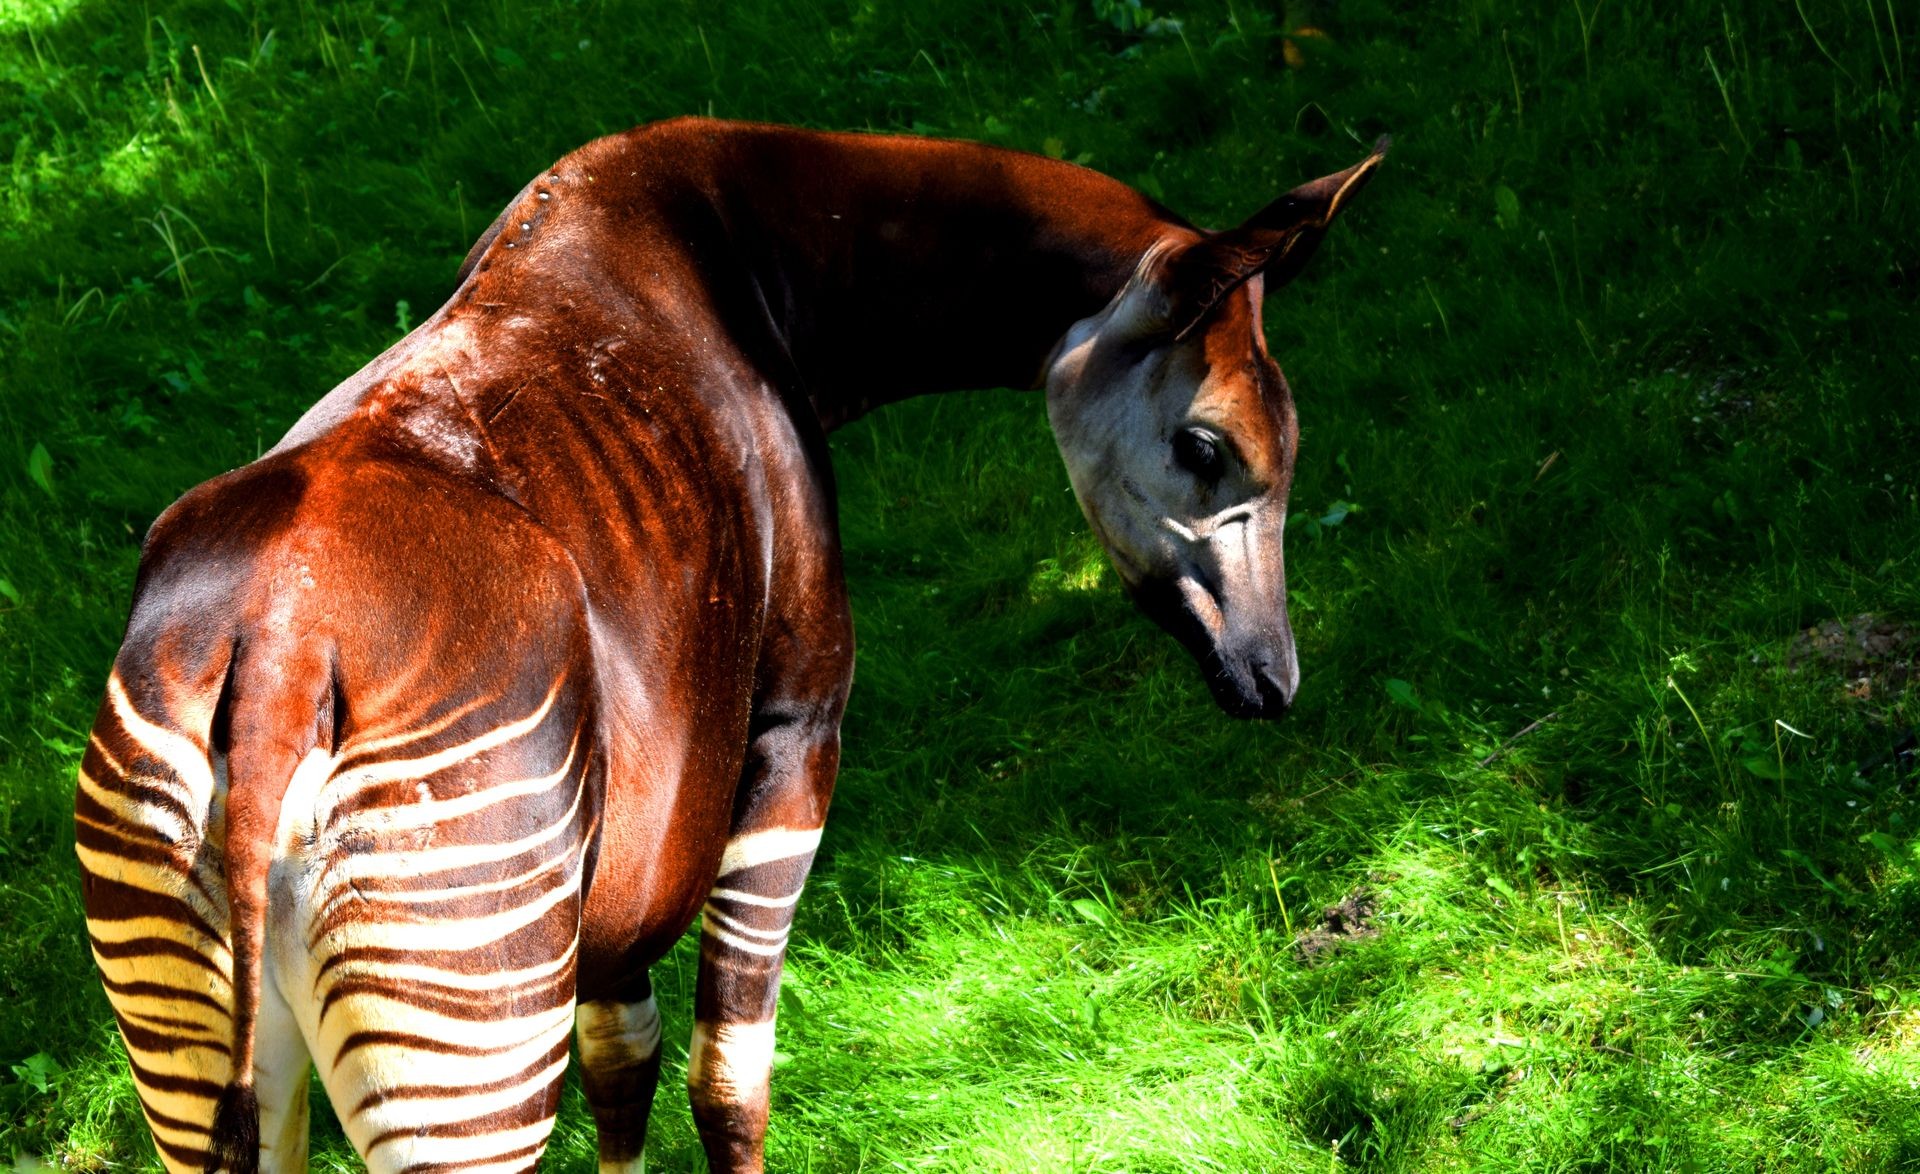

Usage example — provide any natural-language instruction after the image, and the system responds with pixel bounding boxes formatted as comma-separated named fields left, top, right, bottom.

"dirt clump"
left=1787, top=613, right=1916, bottom=702
left=1293, top=888, right=1381, bottom=966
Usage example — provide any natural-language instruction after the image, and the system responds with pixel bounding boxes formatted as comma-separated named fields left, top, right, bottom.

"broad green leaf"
left=1494, top=184, right=1521, bottom=229
left=1861, top=831, right=1906, bottom=861
left=10, top=1052, right=60, bottom=1095
left=26, top=442, right=54, bottom=498
left=778, top=982, right=807, bottom=1025
left=1070, top=897, right=1110, bottom=926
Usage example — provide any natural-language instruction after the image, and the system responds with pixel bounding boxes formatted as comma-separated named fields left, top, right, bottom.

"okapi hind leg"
left=97, top=964, right=311, bottom=1174
left=251, top=952, right=314, bottom=1174
left=79, top=670, right=312, bottom=1174
left=574, top=974, right=664, bottom=1173
left=281, top=681, right=595, bottom=1174
left=91, top=926, right=312, bottom=1174
left=297, top=862, right=583, bottom=1174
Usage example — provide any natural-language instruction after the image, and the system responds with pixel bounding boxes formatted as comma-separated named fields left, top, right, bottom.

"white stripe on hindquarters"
left=329, top=683, right=562, bottom=793
left=106, top=673, right=217, bottom=813
left=361, top=1117, right=560, bottom=1174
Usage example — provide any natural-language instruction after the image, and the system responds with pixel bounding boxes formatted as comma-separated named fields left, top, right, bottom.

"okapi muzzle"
left=1047, top=136, right=1389, bottom=719
left=1125, top=509, right=1302, bottom=720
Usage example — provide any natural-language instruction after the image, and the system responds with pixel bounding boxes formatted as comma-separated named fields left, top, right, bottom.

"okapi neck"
left=579, top=119, right=1183, bottom=431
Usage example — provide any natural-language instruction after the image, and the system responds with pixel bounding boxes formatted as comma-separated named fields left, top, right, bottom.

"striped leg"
left=574, top=976, right=664, bottom=1173
left=254, top=948, right=314, bottom=1172
left=281, top=690, right=591, bottom=1174
left=688, top=825, right=820, bottom=1173
left=78, top=675, right=315, bottom=1174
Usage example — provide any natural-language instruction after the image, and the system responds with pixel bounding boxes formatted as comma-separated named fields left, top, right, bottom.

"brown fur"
left=82, top=119, right=1386, bottom=1173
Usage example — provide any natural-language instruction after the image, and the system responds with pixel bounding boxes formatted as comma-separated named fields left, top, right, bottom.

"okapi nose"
left=1250, top=657, right=1297, bottom=719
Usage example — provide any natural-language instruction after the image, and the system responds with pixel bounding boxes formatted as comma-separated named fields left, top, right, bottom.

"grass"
left=1, top=0, right=1917, bottom=1169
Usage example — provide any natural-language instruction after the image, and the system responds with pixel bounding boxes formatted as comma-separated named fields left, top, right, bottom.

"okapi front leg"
left=574, top=973, right=664, bottom=1173
left=689, top=708, right=839, bottom=1173
left=689, top=825, right=819, bottom=1171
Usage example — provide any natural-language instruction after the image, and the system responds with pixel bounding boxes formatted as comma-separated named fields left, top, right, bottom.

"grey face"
left=1047, top=253, right=1300, bottom=719
left=1041, top=137, right=1388, bottom=719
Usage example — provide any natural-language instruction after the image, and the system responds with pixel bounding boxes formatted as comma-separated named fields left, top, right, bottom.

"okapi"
left=76, top=117, right=1387, bottom=1173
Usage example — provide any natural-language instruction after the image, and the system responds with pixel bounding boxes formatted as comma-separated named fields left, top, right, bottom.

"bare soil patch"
left=1294, top=888, right=1381, bottom=965
left=1787, top=613, right=1916, bottom=702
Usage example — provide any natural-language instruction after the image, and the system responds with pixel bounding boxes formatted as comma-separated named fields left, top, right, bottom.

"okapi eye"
left=1172, top=428, right=1225, bottom=481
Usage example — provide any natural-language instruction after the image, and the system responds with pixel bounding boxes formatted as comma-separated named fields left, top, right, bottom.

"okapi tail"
left=205, top=1086, right=260, bottom=1174
left=204, top=650, right=337, bottom=1174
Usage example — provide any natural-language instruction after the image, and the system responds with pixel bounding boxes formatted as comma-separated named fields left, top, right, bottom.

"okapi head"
left=1045, top=139, right=1389, bottom=719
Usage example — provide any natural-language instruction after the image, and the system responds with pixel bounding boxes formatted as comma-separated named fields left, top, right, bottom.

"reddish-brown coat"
left=81, top=117, right=1386, bottom=1173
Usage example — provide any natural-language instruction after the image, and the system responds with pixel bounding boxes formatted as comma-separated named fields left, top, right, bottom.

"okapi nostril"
left=1249, top=659, right=1297, bottom=714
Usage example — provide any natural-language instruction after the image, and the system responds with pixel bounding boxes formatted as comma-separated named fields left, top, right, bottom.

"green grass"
left=2, top=0, right=1918, bottom=1169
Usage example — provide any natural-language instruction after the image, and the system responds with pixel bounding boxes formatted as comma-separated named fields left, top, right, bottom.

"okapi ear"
left=1164, top=135, right=1391, bottom=341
